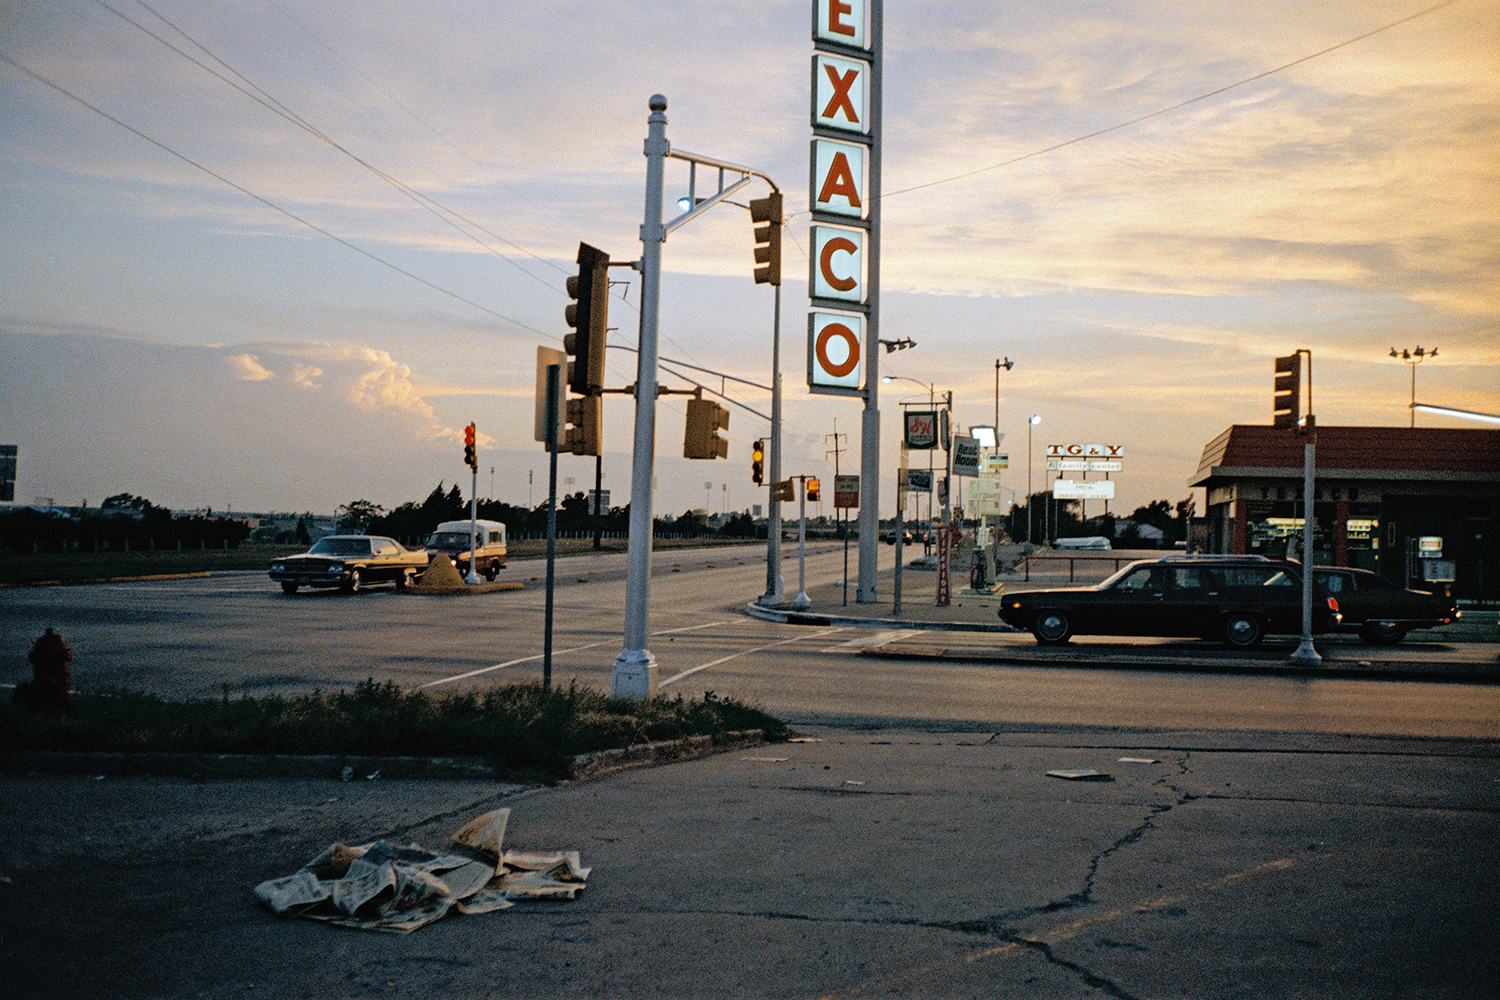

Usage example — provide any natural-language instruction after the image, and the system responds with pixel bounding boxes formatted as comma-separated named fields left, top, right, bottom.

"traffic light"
left=749, top=192, right=782, bottom=286
left=684, top=398, right=730, bottom=459
left=463, top=423, right=478, bottom=470
left=752, top=439, right=765, bottom=485
left=806, top=477, right=820, bottom=502
left=1273, top=353, right=1301, bottom=430
left=563, top=395, right=602, bottom=456
left=565, top=242, right=610, bottom=394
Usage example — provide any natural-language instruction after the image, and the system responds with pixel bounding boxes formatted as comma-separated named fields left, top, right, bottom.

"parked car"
left=999, top=555, right=1340, bottom=648
left=269, top=535, right=429, bottom=594
left=882, top=529, right=913, bottom=545
left=424, top=519, right=508, bottom=581
left=1310, top=566, right=1459, bottom=645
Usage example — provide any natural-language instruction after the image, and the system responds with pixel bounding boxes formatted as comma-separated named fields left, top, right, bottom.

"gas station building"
left=1190, top=425, right=1500, bottom=602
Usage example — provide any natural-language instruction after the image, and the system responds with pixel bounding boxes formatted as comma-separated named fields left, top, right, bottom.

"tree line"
left=1005, top=492, right=1195, bottom=546
left=341, top=484, right=758, bottom=545
left=0, top=494, right=251, bottom=554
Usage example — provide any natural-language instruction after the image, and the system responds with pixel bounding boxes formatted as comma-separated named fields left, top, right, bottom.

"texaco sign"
left=808, top=0, right=873, bottom=399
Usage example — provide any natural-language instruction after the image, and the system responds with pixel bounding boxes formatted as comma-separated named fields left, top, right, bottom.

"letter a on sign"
left=811, top=138, right=866, bottom=219
left=808, top=311, right=863, bottom=396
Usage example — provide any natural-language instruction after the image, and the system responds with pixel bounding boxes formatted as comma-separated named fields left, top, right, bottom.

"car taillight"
left=1327, top=597, right=1339, bottom=611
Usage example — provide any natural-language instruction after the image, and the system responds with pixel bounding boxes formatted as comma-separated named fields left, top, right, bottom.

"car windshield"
left=427, top=532, right=472, bottom=548
left=308, top=538, right=371, bottom=557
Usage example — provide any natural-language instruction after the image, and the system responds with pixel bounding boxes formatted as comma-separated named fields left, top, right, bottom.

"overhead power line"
left=882, top=0, right=1466, bottom=201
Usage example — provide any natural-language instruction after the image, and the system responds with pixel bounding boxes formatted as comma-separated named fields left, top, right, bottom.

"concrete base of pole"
left=611, top=649, right=659, bottom=699
left=1288, top=641, right=1323, bottom=667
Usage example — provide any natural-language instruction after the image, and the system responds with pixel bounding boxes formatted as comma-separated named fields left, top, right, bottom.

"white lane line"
left=821, top=628, right=923, bottom=653
left=419, top=621, right=733, bottom=688
left=659, top=627, right=849, bottom=688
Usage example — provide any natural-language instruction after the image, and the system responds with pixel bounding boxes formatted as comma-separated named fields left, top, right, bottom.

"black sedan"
left=1311, top=566, right=1459, bottom=644
left=1000, top=556, right=1340, bottom=648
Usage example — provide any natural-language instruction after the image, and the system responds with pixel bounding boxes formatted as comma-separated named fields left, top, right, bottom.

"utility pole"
left=826, top=419, right=849, bottom=604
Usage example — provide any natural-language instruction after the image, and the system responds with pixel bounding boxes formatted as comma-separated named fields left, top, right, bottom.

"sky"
left=2, top=0, right=1497, bottom=523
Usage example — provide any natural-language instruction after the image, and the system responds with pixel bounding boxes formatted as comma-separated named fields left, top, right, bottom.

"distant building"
left=1191, top=425, right=1500, bottom=601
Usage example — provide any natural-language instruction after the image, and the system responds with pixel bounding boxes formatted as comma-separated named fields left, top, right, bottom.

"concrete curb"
left=864, top=643, right=1500, bottom=683
left=743, top=602, right=1014, bottom=633
left=406, top=580, right=524, bottom=596
left=568, top=729, right=770, bottom=780
left=0, top=730, right=773, bottom=782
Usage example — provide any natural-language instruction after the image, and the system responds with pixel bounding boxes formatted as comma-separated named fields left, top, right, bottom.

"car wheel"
left=280, top=582, right=298, bottom=595
left=345, top=568, right=362, bottom=593
left=485, top=562, right=498, bottom=582
left=1359, top=621, right=1407, bottom=645
left=396, top=570, right=412, bottom=592
left=1032, top=610, right=1073, bottom=645
left=1223, top=613, right=1263, bottom=648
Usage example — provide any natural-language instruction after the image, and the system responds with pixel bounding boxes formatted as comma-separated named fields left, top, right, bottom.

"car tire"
left=485, top=562, right=498, bottom=582
left=345, top=568, right=362, bottom=594
left=1032, top=610, right=1073, bottom=645
left=1223, top=613, right=1263, bottom=648
left=1359, top=621, right=1407, bottom=645
left=396, top=570, right=412, bottom=592
left=280, top=582, right=298, bottom=595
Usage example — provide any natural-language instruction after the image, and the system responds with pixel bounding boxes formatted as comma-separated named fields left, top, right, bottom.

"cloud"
left=228, top=353, right=274, bottom=381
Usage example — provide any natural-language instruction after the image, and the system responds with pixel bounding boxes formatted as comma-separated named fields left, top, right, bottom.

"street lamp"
left=994, top=357, right=1013, bottom=435
left=1027, top=414, right=1041, bottom=546
left=1389, top=346, right=1437, bottom=428
left=882, top=375, right=945, bottom=526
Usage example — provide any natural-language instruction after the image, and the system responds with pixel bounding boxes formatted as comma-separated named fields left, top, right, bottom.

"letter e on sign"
left=811, top=225, right=865, bottom=303
left=808, top=312, right=863, bottom=394
left=816, top=0, right=867, bottom=49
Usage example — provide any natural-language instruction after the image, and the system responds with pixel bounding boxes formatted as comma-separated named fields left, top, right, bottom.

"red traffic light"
left=463, top=423, right=478, bottom=470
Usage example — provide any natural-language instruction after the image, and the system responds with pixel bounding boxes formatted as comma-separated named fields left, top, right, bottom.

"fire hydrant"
left=14, top=627, right=72, bottom=712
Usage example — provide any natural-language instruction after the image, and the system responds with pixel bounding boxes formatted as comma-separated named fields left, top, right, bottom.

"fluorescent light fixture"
left=970, top=426, right=997, bottom=447
left=1411, top=403, right=1500, bottom=426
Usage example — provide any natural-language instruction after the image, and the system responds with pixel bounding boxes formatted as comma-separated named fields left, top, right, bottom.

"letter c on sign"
left=819, top=237, right=858, bottom=292
left=816, top=323, right=860, bottom=378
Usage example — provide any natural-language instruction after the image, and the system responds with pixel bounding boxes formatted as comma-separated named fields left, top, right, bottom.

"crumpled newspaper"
left=253, top=809, right=590, bottom=933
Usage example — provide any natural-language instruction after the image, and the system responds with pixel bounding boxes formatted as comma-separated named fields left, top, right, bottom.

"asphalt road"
left=4, top=547, right=1498, bottom=999
left=2, top=545, right=1497, bottom=741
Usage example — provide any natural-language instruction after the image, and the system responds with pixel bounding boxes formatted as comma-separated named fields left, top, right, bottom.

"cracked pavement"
left=3, top=723, right=1498, bottom=999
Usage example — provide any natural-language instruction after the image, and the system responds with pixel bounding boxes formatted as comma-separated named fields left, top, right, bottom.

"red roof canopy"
left=1193, top=425, right=1500, bottom=483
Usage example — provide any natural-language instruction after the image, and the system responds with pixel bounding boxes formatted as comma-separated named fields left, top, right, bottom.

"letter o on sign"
left=816, top=323, right=859, bottom=377
left=808, top=311, right=863, bottom=392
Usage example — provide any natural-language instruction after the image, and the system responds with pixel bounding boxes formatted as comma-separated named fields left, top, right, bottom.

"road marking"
left=660, top=628, right=849, bottom=688
left=418, top=621, right=733, bottom=688
left=821, top=629, right=922, bottom=653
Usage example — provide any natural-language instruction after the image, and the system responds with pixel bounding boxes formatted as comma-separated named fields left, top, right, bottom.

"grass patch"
left=0, top=679, right=790, bottom=783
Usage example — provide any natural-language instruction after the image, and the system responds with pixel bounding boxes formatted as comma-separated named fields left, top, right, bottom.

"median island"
left=2, top=679, right=790, bottom=784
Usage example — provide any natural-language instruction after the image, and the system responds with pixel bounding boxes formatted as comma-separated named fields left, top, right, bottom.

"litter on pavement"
left=253, top=808, right=588, bottom=933
left=1046, top=768, right=1114, bottom=781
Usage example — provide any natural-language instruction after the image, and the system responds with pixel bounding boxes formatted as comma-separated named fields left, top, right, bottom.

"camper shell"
left=425, top=519, right=508, bottom=580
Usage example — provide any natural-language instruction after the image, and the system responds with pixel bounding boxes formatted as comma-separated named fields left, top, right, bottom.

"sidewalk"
left=746, top=556, right=1500, bottom=682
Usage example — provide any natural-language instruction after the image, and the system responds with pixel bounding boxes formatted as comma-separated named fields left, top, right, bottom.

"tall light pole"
left=994, top=357, right=1013, bottom=434
left=1389, top=346, right=1437, bottom=428
left=882, top=375, right=938, bottom=526
left=1027, top=414, right=1041, bottom=546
